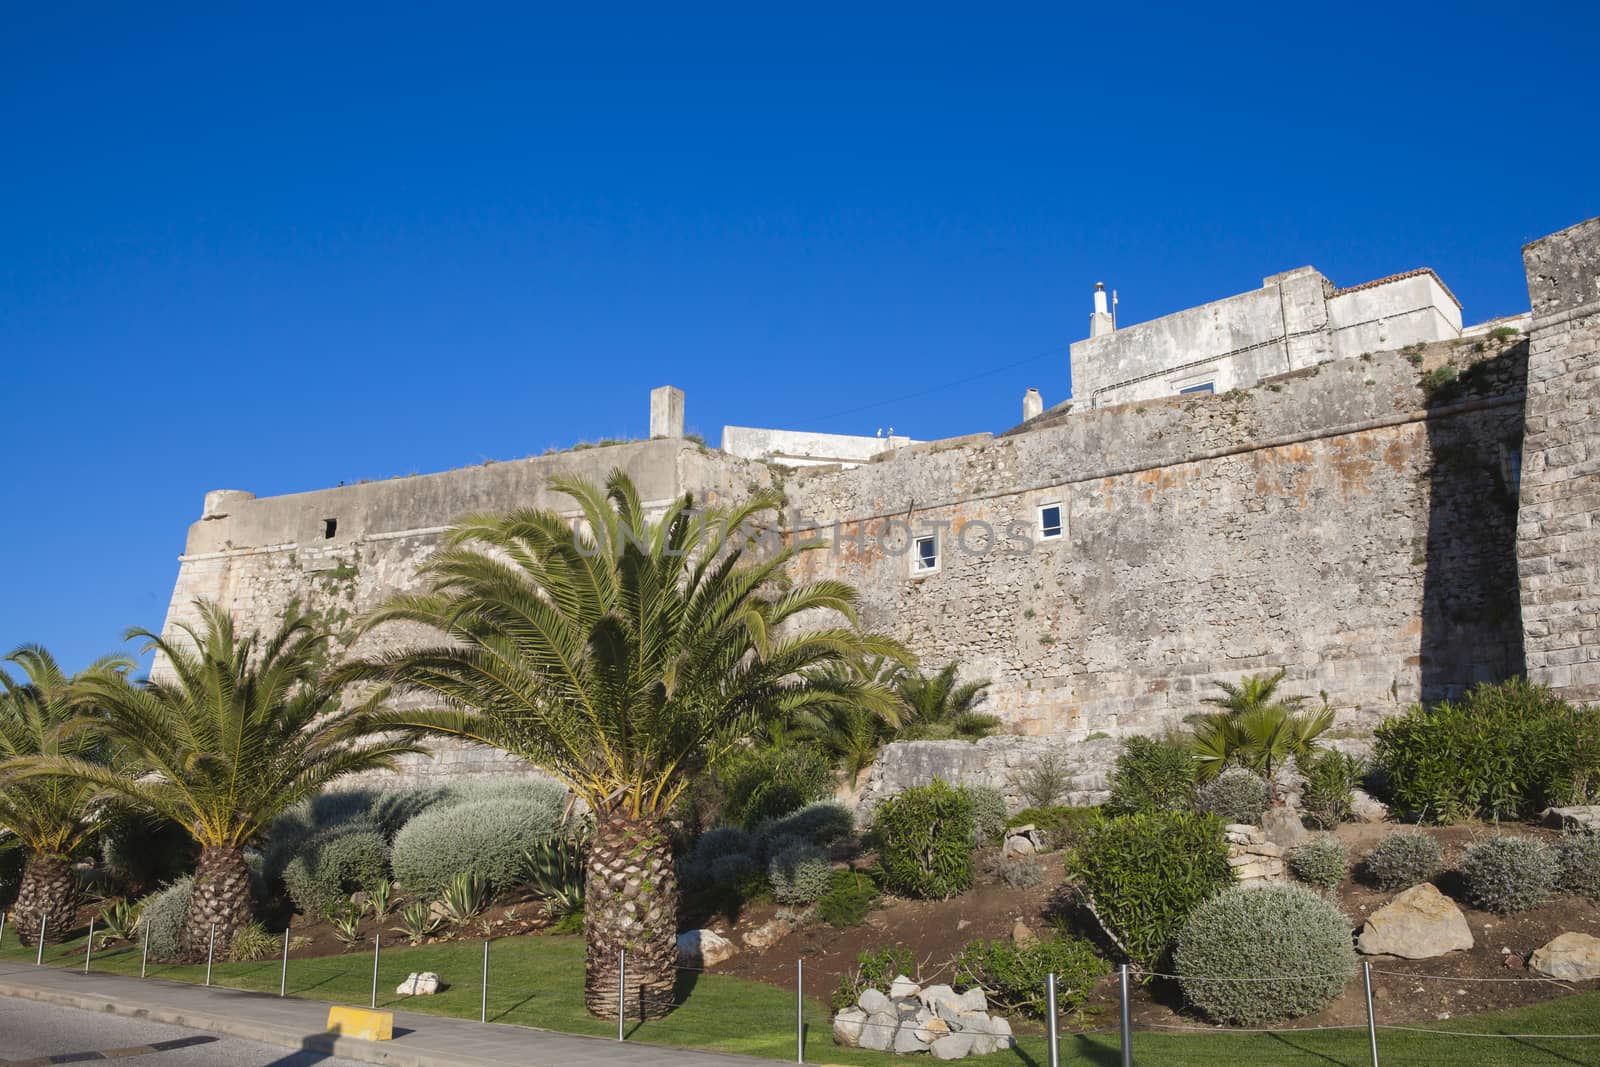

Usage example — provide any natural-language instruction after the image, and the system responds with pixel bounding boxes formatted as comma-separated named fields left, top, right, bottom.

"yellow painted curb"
left=326, top=1005, right=394, bottom=1041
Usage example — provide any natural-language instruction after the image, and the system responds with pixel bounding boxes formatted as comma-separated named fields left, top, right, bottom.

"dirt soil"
left=709, top=822, right=1600, bottom=1033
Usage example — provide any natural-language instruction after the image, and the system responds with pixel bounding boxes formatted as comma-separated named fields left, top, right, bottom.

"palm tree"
left=337, top=471, right=895, bottom=1019
left=1190, top=669, right=1333, bottom=781
left=793, top=655, right=908, bottom=786
left=894, top=662, right=997, bottom=741
left=31, top=603, right=422, bottom=957
left=0, top=647, right=130, bottom=945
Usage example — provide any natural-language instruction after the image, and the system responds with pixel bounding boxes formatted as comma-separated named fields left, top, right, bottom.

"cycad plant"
left=0, top=647, right=131, bottom=944
left=31, top=603, right=421, bottom=958
left=1190, top=669, right=1333, bottom=781
left=338, top=471, right=894, bottom=1018
left=895, top=662, right=997, bottom=741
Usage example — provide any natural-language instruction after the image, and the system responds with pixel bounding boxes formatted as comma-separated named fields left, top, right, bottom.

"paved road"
left=0, top=997, right=369, bottom=1066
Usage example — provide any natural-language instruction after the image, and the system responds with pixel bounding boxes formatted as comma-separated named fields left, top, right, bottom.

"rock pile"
left=1224, top=824, right=1286, bottom=884
left=1002, top=824, right=1044, bottom=857
left=832, top=976, right=1014, bottom=1059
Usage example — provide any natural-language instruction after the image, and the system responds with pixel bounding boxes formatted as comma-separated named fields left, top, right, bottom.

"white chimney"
left=1090, top=282, right=1115, bottom=338
left=1023, top=388, right=1044, bottom=421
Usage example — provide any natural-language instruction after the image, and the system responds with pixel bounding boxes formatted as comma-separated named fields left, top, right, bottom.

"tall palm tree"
left=1190, top=669, right=1333, bottom=781
left=28, top=603, right=422, bottom=957
left=0, top=647, right=130, bottom=945
left=895, top=661, right=997, bottom=741
left=338, top=471, right=895, bottom=1019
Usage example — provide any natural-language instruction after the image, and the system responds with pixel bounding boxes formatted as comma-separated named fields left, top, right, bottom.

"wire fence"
left=3, top=910, right=1599, bottom=1065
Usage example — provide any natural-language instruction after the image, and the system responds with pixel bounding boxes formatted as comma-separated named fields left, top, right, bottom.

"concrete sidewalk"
left=0, top=959, right=791, bottom=1067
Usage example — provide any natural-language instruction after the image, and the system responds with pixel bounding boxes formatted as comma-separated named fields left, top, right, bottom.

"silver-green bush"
left=681, top=826, right=755, bottom=887
left=1287, top=834, right=1348, bottom=890
left=963, top=785, right=1009, bottom=845
left=757, top=802, right=856, bottom=854
left=1363, top=830, right=1443, bottom=890
left=1460, top=835, right=1558, bottom=914
left=1558, top=831, right=1600, bottom=900
left=139, top=876, right=193, bottom=962
left=1196, top=767, right=1269, bottom=825
left=281, top=822, right=389, bottom=915
left=1174, top=883, right=1356, bottom=1025
left=767, top=841, right=833, bottom=904
left=391, top=795, right=568, bottom=897
left=707, top=851, right=758, bottom=887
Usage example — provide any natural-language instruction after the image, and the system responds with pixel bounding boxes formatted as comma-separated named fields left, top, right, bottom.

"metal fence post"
left=481, top=940, right=489, bottom=1023
left=1046, top=972, right=1060, bottom=1067
left=617, top=948, right=626, bottom=1041
left=280, top=927, right=289, bottom=996
left=142, top=921, right=150, bottom=979
left=796, top=957, right=804, bottom=1064
left=205, top=923, right=216, bottom=986
left=35, top=913, right=46, bottom=966
left=371, top=934, right=381, bottom=1009
left=1119, top=963, right=1133, bottom=1067
left=1363, top=962, right=1380, bottom=1067
left=1, top=909, right=7, bottom=946
left=83, top=918, right=95, bottom=973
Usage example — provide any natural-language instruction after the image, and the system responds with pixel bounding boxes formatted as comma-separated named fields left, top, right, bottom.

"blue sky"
left=2, top=3, right=1595, bottom=671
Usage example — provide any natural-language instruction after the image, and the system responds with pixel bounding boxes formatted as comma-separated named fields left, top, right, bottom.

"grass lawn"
left=3, top=929, right=1599, bottom=1065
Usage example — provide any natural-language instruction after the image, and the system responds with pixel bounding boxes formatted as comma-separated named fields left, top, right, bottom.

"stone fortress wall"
left=157, top=216, right=1600, bottom=789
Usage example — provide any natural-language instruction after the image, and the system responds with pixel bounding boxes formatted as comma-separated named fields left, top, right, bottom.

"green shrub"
left=817, top=869, right=879, bottom=926
left=689, top=826, right=753, bottom=866
left=1558, top=831, right=1600, bottom=900
left=391, top=796, right=567, bottom=897
left=952, top=936, right=1107, bottom=1018
left=999, top=854, right=1042, bottom=888
left=718, top=744, right=835, bottom=827
left=1287, top=834, right=1348, bottom=890
left=139, top=876, right=193, bottom=962
left=1460, top=835, right=1558, bottom=914
left=768, top=841, right=833, bottom=904
left=1374, top=679, right=1600, bottom=822
left=1301, top=750, right=1365, bottom=829
left=1106, top=736, right=1195, bottom=814
left=831, top=945, right=916, bottom=1010
left=281, top=822, right=389, bottom=916
left=1007, top=806, right=1101, bottom=851
left=228, top=921, right=279, bottom=962
left=963, top=785, right=1009, bottom=845
left=1066, top=811, right=1231, bottom=970
left=1174, top=883, right=1355, bottom=1025
left=367, top=785, right=455, bottom=839
left=1195, top=767, right=1269, bottom=824
left=757, top=802, right=855, bottom=852
left=1363, top=830, right=1443, bottom=890
left=873, top=779, right=975, bottom=899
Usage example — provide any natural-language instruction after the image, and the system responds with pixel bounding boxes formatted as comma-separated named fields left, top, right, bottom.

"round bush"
left=1174, top=883, right=1356, bottom=1025
left=874, top=780, right=975, bottom=899
left=1106, top=736, right=1195, bottom=814
left=1363, top=830, right=1443, bottom=890
left=759, top=802, right=856, bottom=851
left=281, top=822, right=389, bottom=915
left=1196, top=767, right=1269, bottom=825
left=706, top=851, right=758, bottom=887
left=1287, top=834, right=1348, bottom=890
left=768, top=841, right=833, bottom=904
left=963, top=785, right=1009, bottom=845
left=695, top=826, right=753, bottom=862
left=1460, top=835, right=1558, bottom=914
left=391, top=796, right=567, bottom=898
left=1558, top=831, right=1600, bottom=900
left=139, top=876, right=194, bottom=962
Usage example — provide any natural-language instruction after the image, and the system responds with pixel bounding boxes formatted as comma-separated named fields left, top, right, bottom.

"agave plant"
left=228, top=921, right=279, bottom=962
left=326, top=898, right=363, bottom=950
left=364, top=879, right=394, bottom=920
left=523, top=836, right=585, bottom=920
left=94, top=898, right=143, bottom=947
left=392, top=900, right=442, bottom=945
left=438, top=871, right=491, bottom=926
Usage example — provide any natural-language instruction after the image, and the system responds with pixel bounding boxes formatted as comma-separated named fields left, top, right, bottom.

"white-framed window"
left=911, top=533, right=939, bottom=575
left=1038, top=502, right=1064, bottom=540
left=1179, top=381, right=1215, bottom=395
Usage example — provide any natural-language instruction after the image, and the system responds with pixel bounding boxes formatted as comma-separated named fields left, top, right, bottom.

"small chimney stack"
left=1023, top=388, right=1044, bottom=421
left=649, top=385, right=685, bottom=438
left=1090, top=281, right=1115, bottom=338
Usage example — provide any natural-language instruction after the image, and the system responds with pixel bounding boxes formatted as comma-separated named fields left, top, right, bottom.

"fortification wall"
left=782, top=340, right=1528, bottom=739
left=1518, top=216, right=1600, bottom=702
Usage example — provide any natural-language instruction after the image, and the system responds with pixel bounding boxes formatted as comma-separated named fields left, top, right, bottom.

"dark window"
left=322, top=518, right=338, bottom=539
left=1180, top=382, right=1215, bottom=395
left=1040, top=504, right=1063, bottom=539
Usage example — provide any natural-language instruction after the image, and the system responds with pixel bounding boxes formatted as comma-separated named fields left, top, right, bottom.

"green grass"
left=3, top=929, right=1599, bottom=1064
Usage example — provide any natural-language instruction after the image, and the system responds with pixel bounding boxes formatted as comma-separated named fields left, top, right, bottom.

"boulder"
left=1011, top=918, right=1039, bottom=947
left=1357, top=884, right=1473, bottom=959
left=676, top=929, right=736, bottom=967
left=858, top=987, right=891, bottom=1014
left=889, top=974, right=921, bottom=999
left=832, top=1007, right=867, bottom=1047
left=1350, top=789, right=1390, bottom=823
left=988, top=1015, right=1015, bottom=1050
left=956, top=987, right=987, bottom=1013
left=918, top=983, right=960, bottom=1015
left=396, top=971, right=441, bottom=996
left=860, top=1009, right=898, bottom=1052
left=931, top=1031, right=977, bottom=1060
left=1261, top=808, right=1308, bottom=848
left=1542, top=806, right=1600, bottom=832
left=741, top=916, right=792, bottom=952
left=1003, top=834, right=1037, bottom=858
left=1530, top=933, right=1600, bottom=980
left=894, top=1023, right=930, bottom=1054
left=914, top=1015, right=951, bottom=1044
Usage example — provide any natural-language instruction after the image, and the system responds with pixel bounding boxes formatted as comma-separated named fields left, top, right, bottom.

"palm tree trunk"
left=13, top=853, right=78, bottom=946
left=182, top=844, right=253, bottom=959
left=582, top=813, right=679, bottom=1020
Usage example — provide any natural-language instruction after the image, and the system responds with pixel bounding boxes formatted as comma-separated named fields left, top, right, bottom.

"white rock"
left=1350, top=789, right=1390, bottom=823
left=889, top=974, right=921, bottom=999
left=832, top=1007, right=867, bottom=1047
left=741, top=916, right=792, bottom=952
left=1530, top=933, right=1600, bottom=980
left=396, top=971, right=441, bottom=996
left=1003, top=834, right=1036, bottom=857
left=918, top=982, right=959, bottom=1012
left=956, top=986, right=988, bottom=1013
left=989, top=1015, right=1015, bottom=1050
left=676, top=929, right=737, bottom=967
left=894, top=1023, right=930, bottom=1054
left=931, top=1031, right=977, bottom=1060
left=858, top=987, right=890, bottom=1015
left=915, top=1015, right=951, bottom=1044
left=860, top=1009, right=898, bottom=1052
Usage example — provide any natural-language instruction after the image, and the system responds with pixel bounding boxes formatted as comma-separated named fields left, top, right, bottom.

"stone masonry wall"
left=1518, top=216, right=1600, bottom=702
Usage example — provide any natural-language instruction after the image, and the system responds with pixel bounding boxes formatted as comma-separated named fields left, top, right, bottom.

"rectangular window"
left=1179, top=382, right=1215, bottom=395
left=912, top=534, right=939, bottom=574
left=1039, top=502, right=1064, bottom=540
